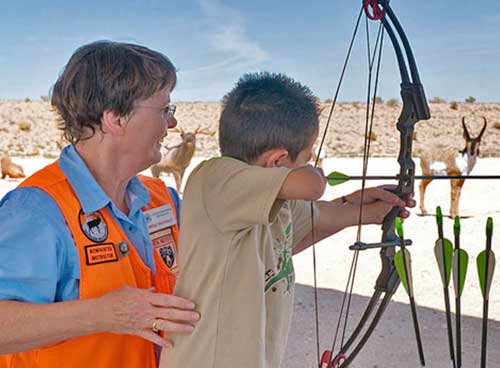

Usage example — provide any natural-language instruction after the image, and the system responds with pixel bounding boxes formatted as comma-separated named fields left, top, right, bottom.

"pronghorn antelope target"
left=419, top=116, right=487, bottom=218
left=151, top=126, right=215, bottom=193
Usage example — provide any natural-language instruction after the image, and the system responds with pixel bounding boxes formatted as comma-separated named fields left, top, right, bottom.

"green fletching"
left=452, top=248, right=469, bottom=297
left=326, top=171, right=350, bottom=186
left=454, top=216, right=461, bottom=237
left=436, top=206, right=443, bottom=226
left=395, top=217, right=404, bottom=238
left=477, top=250, right=496, bottom=298
left=395, top=249, right=413, bottom=296
left=487, top=217, right=493, bottom=237
left=434, top=238, right=454, bottom=287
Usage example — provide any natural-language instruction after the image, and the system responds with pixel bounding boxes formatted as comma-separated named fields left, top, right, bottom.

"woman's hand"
left=94, top=286, right=200, bottom=348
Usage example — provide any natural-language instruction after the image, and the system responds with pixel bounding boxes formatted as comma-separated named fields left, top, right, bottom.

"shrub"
left=450, top=101, right=459, bottom=110
left=465, top=96, right=476, bottom=104
left=493, top=122, right=500, bottom=130
left=18, top=121, right=31, bottom=132
left=374, top=96, right=384, bottom=104
left=429, top=97, right=446, bottom=104
left=324, top=98, right=333, bottom=104
left=386, top=98, right=399, bottom=107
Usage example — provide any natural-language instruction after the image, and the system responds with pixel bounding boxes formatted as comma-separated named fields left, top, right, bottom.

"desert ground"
left=1, top=100, right=500, bottom=158
left=1, top=100, right=500, bottom=367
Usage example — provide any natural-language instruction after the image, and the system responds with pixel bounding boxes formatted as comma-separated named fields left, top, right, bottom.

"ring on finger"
left=152, top=319, right=160, bottom=333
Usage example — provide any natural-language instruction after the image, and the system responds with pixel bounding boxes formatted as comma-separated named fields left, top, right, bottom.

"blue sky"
left=1, top=0, right=499, bottom=102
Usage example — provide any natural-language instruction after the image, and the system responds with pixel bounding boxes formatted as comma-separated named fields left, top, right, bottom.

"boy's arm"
left=293, top=187, right=413, bottom=255
left=278, top=165, right=326, bottom=201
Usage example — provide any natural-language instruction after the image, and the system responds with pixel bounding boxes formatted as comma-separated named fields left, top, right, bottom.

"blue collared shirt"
left=0, top=145, right=180, bottom=303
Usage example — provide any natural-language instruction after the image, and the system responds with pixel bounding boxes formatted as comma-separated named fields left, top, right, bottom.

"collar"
left=58, top=145, right=151, bottom=215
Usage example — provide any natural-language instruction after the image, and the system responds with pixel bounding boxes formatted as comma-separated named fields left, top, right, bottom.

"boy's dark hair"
left=51, top=41, right=177, bottom=143
left=219, top=72, right=319, bottom=163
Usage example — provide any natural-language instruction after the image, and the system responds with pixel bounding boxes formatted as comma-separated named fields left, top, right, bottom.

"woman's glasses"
left=136, top=104, right=176, bottom=120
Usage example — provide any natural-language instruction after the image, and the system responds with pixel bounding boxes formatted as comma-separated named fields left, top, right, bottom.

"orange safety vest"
left=0, top=162, right=179, bottom=368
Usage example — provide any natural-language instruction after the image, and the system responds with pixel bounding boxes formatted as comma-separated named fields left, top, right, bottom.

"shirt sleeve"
left=200, top=158, right=292, bottom=232
left=0, top=187, right=80, bottom=303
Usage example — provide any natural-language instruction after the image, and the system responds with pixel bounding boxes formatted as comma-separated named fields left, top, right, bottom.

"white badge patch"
left=143, top=204, right=176, bottom=233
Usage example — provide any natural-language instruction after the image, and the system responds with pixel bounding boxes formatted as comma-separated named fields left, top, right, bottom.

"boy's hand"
left=294, top=186, right=416, bottom=253
left=345, top=186, right=416, bottom=224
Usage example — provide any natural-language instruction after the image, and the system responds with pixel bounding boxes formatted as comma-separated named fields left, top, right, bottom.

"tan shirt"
left=163, top=157, right=317, bottom=368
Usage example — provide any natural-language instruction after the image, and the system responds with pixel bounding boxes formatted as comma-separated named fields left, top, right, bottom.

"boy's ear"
left=263, top=148, right=290, bottom=168
left=101, top=109, right=126, bottom=136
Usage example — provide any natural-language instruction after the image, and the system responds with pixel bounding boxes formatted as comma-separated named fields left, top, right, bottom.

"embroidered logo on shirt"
left=84, top=243, right=118, bottom=265
left=79, top=209, right=108, bottom=243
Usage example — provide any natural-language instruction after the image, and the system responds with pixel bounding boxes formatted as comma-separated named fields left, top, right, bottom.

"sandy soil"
left=1, top=100, right=500, bottom=159
left=1, top=156, right=499, bottom=368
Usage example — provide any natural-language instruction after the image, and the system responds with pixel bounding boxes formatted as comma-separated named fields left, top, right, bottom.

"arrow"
left=433, top=207, right=456, bottom=368
left=452, top=216, right=468, bottom=368
left=477, top=217, right=495, bottom=368
left=394, top=217, right=426, bottom=366
left=326, top=171, right=500, bottom=187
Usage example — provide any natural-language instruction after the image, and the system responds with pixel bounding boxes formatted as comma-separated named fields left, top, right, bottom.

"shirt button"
left=128, top=226, right=136, bottom=232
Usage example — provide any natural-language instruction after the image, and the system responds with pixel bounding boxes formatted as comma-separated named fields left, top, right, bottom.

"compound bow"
left=313, top=1, right=431, bottom=367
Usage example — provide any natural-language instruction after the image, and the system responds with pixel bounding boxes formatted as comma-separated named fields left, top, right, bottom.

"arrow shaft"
left=443, top=287, right=456, bottom=368
left=454, top=244, right=462, bottom=368
left=456, top=296, right=461, bottom=368
left=480, top=218, right=493, bottom=368
left=480, top=250, right=491, bottom=368
left=453, top=218, right=462, bottom=368
left=329, top=175, right=500, bottom=181
left=409, top=296, right=426, bottom=366
left=480, top=298, right=489, bottom=368
left=399, top=236, right=426, bottom=366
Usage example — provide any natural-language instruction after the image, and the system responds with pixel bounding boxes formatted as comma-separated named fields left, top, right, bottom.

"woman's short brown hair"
left=51, top=41, right=177, bottom=143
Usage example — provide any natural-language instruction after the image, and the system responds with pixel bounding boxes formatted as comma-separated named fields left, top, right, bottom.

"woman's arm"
left=0, top=286, right=199, bottom=353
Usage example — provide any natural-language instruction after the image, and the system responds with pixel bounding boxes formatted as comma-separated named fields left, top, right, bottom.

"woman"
left=0, top=41, right=199, bottom=368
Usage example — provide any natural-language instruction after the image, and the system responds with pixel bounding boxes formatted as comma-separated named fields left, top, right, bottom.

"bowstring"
left=339, top=20, right=385, bottom=350
left=312, top=5, right=365, bottom=366
left=314, top=6, right=384, bottom=366
left=330, top=18, right=385, bottom=361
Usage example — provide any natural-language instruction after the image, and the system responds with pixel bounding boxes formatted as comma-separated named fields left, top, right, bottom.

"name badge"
left=143, top=204, right=176, bottom=233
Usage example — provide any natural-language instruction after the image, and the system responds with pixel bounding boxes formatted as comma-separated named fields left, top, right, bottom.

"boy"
left=162, top=72, right=410, bottom=368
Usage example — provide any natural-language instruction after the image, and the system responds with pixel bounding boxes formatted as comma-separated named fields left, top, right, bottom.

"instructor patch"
left=84, top=243, right=118, bottom=265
